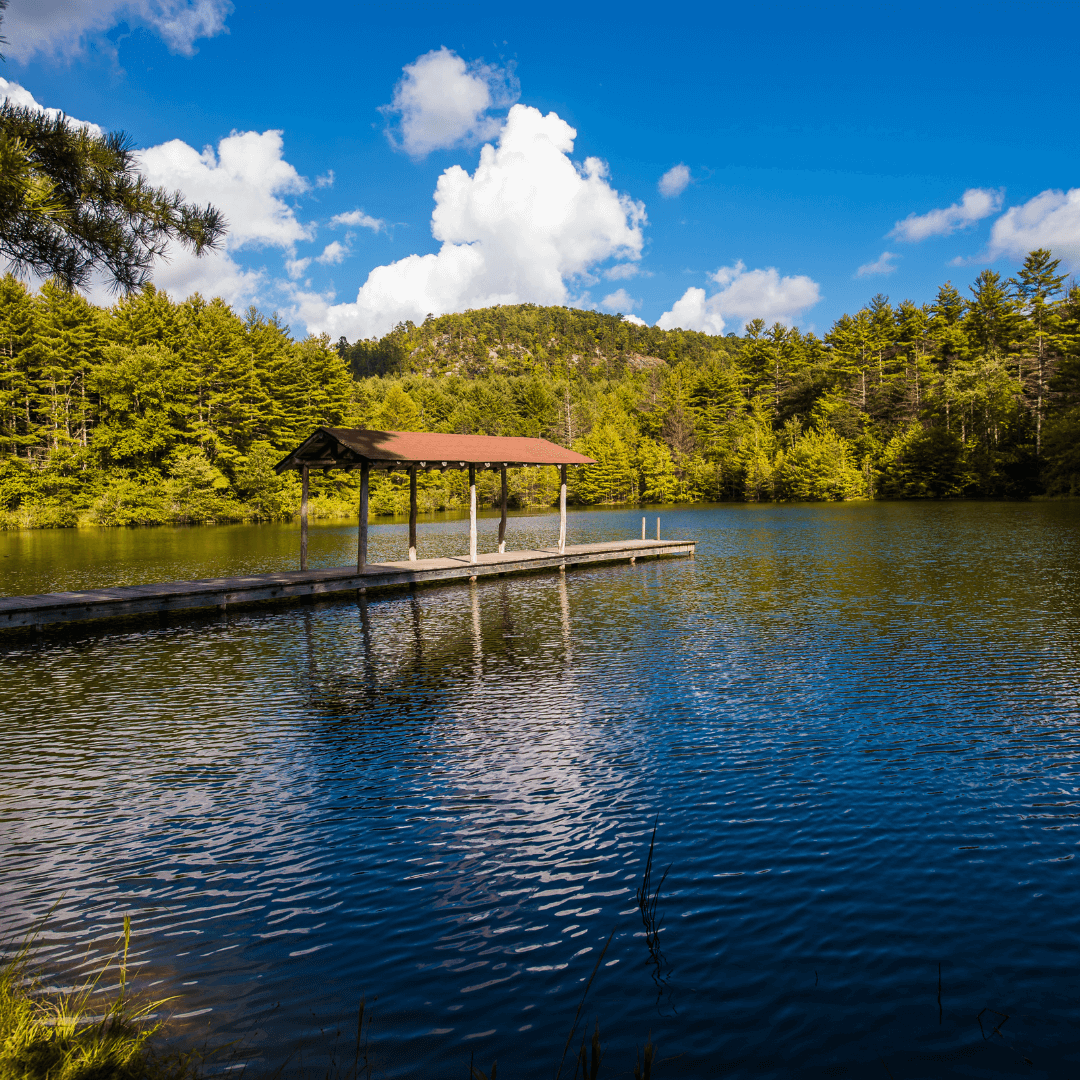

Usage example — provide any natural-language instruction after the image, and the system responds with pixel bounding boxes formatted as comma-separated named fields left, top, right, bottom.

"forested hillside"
left=1, top=248, right=1078, bottom=528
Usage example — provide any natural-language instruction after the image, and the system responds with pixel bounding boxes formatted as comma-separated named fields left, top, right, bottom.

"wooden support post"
left=357, top=462, right=369, bottom=571
left=300, top=465, right=309, bottom=571
left=642, top=516, right=646, bottom=540
left=498, top=465, right=507, bottom=554
left=559, top=464, right=567, bottom=555
left=409, top=465, right=418, bottom=561
left=469, top=463, right=477, bottom=564
left=656, top=516, right=660, bottom=541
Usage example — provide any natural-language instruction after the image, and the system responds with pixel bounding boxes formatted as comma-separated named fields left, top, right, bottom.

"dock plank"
left=0, top=538, right=695, bottom=631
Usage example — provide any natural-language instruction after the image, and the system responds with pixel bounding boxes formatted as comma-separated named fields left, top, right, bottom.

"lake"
left=2, top=501, right=1080, bottom=1078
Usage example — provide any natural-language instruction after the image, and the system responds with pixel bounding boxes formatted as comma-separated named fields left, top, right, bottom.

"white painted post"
left=498, top=465, right=507, bottom=554
left=642, top=516, right=645, bottom=540
left=358, top=462, right=369, bottom=571
left=469, top=463, right=477, bottom=564
left=559, top=464, right=567, bottom=555
left=408, top=465, right=418, bottom=561
left=300, top=465, right=309, bottom=571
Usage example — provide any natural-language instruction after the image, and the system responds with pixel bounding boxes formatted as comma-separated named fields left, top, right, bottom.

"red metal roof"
left=275, top=428, right=595, bottom=472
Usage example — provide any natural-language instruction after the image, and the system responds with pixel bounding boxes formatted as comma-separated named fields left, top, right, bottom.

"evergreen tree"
left=1012, top=248, right=1067, bottom=455
left=0, top=274, right=36, bottom=454
left=0, top=253, right=1076, bottom=528
left=0, top=103, right=224, bottom=292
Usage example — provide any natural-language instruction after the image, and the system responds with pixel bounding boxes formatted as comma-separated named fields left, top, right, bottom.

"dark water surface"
left=3, top=502, right=1080, bottom=1078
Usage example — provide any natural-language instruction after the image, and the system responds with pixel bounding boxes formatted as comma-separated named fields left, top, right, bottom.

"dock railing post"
left=469, top=464, right=477, bottom=564
left=642, top=516, right=645, bottom=540
left=409, top=465, right=418, bottom=561
left=498, top=465, right=507, bottom=554
left=656, top=516, right=660, bottom=541
left=300, top=465, right=309, bottom=571
left=358, top=462, right=369, bottom=571
left=559, top=464, right=567, bottom=555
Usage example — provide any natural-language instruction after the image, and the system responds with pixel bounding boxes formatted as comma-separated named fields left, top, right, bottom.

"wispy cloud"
left=601, top=288, right=639, bottom=312
left=330, top=209, right=386, bottom=233
left=1, top=0, right=233, bottom=61
left=855, top=251, right=899, bottom=277
left=316, top=241, right=348, bottom=266
left=658, top=163, right=691, bottom=198
left=889, top=188, right=1003, bottom=242
left=286, top=258, right=312, bottom=280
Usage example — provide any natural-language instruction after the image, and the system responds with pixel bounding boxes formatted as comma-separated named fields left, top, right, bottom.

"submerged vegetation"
left=1, top=248, right=1078, bottom=528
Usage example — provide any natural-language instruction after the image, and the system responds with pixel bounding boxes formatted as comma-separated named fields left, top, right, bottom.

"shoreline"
left=7, top=492, right=1075, bottom=532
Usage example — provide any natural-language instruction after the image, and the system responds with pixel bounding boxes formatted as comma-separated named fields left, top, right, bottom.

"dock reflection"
left=296, top=571, right=580, bottom=720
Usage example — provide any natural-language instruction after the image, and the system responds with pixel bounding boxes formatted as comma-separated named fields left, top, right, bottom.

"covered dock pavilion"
left=274, top=427, right=597, bottom=570
left=0, top=429, right=696, bottom=634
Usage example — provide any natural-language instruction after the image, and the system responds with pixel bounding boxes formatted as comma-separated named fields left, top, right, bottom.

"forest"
left=0, top=248, right=1078, bottom=528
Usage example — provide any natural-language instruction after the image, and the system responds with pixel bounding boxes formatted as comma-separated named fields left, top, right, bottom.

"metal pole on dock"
left=409, top=466, right=418, bottom=561
left=559, top=464, right=567, bottom=555
left=469, top=464, right=478, bottom=564
left=300, top=466, right=309, bottom=571
left=358, top=462, right=369, bottom=571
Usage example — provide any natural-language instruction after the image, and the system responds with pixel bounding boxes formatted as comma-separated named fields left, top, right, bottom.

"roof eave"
left=275, top=428, right=598, bottom=472
left=273, top=427, right=336, bottom=474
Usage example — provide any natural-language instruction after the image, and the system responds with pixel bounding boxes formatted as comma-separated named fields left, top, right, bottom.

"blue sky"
left=2, top=0, right=1079, bottom=341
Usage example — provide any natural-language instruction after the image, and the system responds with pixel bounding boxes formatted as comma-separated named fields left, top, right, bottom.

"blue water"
left=2, top=502, right=1080, bottom=1078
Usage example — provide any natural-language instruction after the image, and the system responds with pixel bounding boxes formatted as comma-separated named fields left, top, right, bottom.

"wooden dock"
left=0, top=539, right=695, bottom=633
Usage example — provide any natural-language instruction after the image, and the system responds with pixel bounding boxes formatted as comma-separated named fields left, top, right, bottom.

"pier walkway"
left=0, top=538, right=695, bottom=633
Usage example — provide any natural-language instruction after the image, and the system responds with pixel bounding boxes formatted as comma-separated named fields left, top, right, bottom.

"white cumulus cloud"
left=889, top=187, right=1003, bottom=242
left=134, top=129, right=313, bottom=306
left=624, top=314, right=647, bottom=326
left=656, top=287, right=725, bottom=335
left=295, top=104, right=646, bottom=341
left=657, top=261, right=821, bottom=334
left=138, top=130, right=311, bottom=249
left=604, top=262, right=640, bottom=280
left=601, top=288, right=638, bottom=312
left=658, top=164, right=690, bottom=198
left=856, top=251, right=899, bottom=277
left=1, top=0, right=232, bottom=61
left=316, top=241, right=348, bottom=266
left=987, top=188, right=1080, bottom=267
left=381, top=47, right=519, bottom=158
left=1, top=79, right=317, bottom=309
left=330, top=209, right=386, bottom=233
left=0, top=77, right=104, bottom=136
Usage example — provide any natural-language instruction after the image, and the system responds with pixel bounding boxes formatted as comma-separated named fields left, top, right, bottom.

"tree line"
left=1, top=248, right=1078, bottom=528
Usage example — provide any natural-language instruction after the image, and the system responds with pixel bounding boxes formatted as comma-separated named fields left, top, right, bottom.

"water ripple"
left=3, top=502, right=1080, bottom=1077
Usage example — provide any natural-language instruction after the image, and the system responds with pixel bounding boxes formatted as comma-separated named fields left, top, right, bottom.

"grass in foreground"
left=0, top=917, right=200, bottom=1080
left=3, top=892, right=669, bottom=1080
